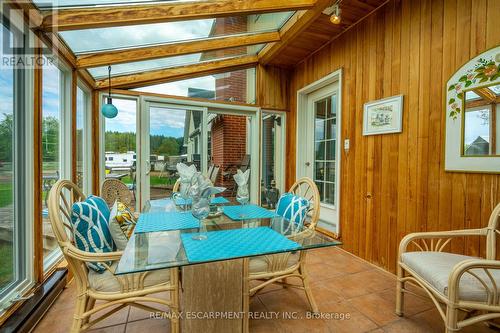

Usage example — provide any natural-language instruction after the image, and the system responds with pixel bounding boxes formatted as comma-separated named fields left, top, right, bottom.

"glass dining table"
left=116, top=198, right=341, bottom=332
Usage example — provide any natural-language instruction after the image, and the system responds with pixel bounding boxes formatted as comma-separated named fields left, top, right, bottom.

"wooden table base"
left=181, top=259, right=244, bottom=333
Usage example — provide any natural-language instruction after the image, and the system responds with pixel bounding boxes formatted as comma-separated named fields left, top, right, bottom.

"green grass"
left=0, top=182, right=13, bottom=208
left=0, top=242, right=14, bottom=291
left=121, top=175, right=176, bottom=187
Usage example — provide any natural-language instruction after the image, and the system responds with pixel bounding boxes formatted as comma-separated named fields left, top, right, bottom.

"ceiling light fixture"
left=330, top=3, right=342, bottom=25
left=101, top=65, right=118, bottom=119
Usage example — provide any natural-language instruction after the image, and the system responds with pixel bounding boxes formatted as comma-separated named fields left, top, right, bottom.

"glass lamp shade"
left=101, top=97, right=118, bottom=118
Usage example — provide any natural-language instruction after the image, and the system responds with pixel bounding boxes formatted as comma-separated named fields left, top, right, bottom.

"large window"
left=0, top=13, right=34, bottom=313
left=41, top=58, right=70, bottom=271
left=76, top=85, right=91, bottom=193
left=134, top=68, right=256, bottom=104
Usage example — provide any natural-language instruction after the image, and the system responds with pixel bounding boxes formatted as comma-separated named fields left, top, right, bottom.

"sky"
left=464, top=108, right=491, bottom=145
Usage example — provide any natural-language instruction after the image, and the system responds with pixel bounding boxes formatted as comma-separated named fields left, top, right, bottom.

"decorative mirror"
left=445, top=45, right=500, bottom=173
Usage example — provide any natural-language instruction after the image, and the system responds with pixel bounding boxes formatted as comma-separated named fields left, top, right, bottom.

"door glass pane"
left=314, top=94, right=337, bottom=206
left=147, top=106, right=200, bottom=202
left=208, top=112, right=251, bottom=202
left=42, top=60, right=62, bottom=262
left=261, top=113, right=284, bottom=208
left=104, top=98, right=137, bottom=209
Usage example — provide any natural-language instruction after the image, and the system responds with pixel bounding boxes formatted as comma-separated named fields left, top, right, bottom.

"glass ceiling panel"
left=89, top=44, right=264, bottom=78
left=33, top=0, right=200, bottom=9
left=59, top=12, right=294, bottom=53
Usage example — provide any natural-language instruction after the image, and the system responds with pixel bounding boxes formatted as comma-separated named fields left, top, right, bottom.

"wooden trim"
left=34, top=32, right=76, bottom=68
left=109, top=89, right=258, bottom=108
left=77, top=31, right=280, bottom=69
left=258, top=0, right=332, bottom=65
left=77, top=69, right=96, bottom=89
left=4, top=0, right=43, bottom=28
left=33, top=43, right=43, bottom=284
left=71, top=70, right=77, bottom=184
left=42, top=0, right=316, bottom=31
left=91, top=91, right=100, bottom=195
left=95, top=55, right=258, bottom=89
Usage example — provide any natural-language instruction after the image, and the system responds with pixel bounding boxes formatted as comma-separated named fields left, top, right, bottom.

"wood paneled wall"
left=285, top=0, right=500, bottom=273
left=256, top=64, right=291, bottom=110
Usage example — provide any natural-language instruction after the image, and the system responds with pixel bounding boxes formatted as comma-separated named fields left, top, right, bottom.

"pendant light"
left=101, top=65, right=118, bottom=119
left=330, top=3, right=341, bottom=25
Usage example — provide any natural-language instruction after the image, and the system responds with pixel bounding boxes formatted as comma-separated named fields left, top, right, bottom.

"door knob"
left=305, top=162, right=311, bottom=167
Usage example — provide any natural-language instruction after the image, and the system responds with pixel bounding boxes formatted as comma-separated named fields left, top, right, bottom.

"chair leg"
left=71, top=294, right=88, bottom=333
left=396, top=265, right=405, bottom=316
left=82, top=297, right=95, bottom=325
left=300, top=266, right=318, bottom=313
left=170, top=271, right=180, bottom=333
left=445, top=305, right=459, bottom=333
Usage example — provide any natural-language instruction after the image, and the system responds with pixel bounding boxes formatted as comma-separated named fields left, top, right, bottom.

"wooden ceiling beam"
left=41, top=0, right=316, bottom=31
left=95, top=55, right=258, bottom=90
left=77, top=31, right=279, bottom=69
left=475, top=87, right=497, bottom=103
left=258, top=0, right=333, bottom=65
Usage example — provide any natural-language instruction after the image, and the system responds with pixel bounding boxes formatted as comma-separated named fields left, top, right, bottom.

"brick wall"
left=208, top=17, right=249, bottom=194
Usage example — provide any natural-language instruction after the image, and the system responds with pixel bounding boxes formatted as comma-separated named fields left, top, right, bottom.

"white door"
left=297, top=83, right=340, bottom=234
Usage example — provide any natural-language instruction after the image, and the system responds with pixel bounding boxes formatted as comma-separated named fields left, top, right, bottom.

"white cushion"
left=249, top=253, right=300, bottom=274
left=88, top=262, right=171, bottom=293
left=402, top=251, right=500, bottom=302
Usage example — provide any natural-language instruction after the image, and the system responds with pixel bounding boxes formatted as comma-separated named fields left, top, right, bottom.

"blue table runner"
left=135, top=212, right=200, bottom=233
left=181, top=227, right=300, bottom=263
left=223, top=204, right=276, bottom=221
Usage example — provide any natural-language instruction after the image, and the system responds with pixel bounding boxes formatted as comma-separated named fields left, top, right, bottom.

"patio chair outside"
left=242, top=177, right=321, bottom=331
left=396, top=202, right=500, bottom=333
left=100, top=178, right=133, bottom=207
left=47, top=180, right=180, bottom=333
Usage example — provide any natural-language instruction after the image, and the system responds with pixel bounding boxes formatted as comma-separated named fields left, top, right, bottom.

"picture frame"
left=362, top=95, right=404, bottom=136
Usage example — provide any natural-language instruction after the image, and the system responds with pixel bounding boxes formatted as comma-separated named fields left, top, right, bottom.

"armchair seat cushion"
left=88, top=262, right=171, bottom=293
left=249, top=252, right=300, bottom=275
left=401, top=252, right=500, bottom=302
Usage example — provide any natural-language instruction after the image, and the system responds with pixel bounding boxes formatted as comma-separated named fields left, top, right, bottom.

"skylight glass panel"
left=59, top=12, right=294, bottom=53
left=33, top=0, right=200, bottom=9
left=89, top=44, right=264, bottom=78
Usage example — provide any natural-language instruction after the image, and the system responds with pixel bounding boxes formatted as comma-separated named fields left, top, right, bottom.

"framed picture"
left=363, top=95, right=403, bottom=136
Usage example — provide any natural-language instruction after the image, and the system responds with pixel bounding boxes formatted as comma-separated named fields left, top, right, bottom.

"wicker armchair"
left=48, top=180, right=180, bottom=333
left=396, top=202, right=500, bottom=332
left=242, top=177, right=321, bottom=331
left=101, top=178, right=133, bottom=207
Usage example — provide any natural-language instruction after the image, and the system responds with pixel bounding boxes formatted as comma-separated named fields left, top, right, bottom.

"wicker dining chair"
left=396, top=202, right=500, bottom=333
left=242, top=177, right=321, bottom=331
left=48, top=180, right=180, bottom=333
left=101, top=178, right=133, bottom=207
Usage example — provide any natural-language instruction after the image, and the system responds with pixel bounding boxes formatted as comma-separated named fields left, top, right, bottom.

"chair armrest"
left=447, top=259, right=500, bottom=303
left=64, top=244, right=123, bottom=262
left=398, top=228, right=486, bottom=259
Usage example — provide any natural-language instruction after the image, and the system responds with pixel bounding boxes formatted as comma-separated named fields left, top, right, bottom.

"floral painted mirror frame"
left=445, top=45, right=500, bottom=173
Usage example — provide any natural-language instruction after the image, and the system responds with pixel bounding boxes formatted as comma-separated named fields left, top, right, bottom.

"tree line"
left=0, top=114, right=185, bottom=163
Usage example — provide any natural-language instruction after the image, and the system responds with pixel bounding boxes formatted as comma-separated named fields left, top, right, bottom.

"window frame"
left=0, top=11, right=35, bottom=314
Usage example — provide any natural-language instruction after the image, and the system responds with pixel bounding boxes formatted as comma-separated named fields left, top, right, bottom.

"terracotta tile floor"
left=33, top=247, right=498, bottom=333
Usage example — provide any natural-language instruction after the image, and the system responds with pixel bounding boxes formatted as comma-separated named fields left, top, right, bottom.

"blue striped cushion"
left=71, top=196, right=114, bottom=273
left=275, top=193, right=310, bottom=227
